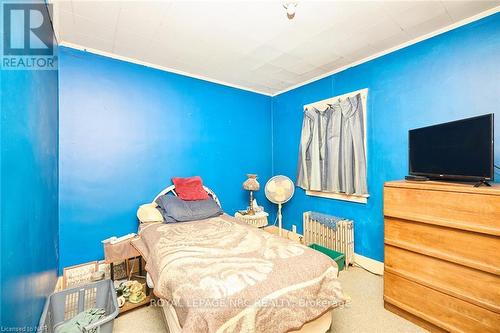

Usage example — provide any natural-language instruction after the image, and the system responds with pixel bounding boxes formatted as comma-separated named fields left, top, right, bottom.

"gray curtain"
left=296, top=107, right=320, bottom=190
left=297, top=93, right=367, bottom=195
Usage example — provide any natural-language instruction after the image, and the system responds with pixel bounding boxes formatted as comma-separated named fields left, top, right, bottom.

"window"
left=297, top=88, right=368, bottom=203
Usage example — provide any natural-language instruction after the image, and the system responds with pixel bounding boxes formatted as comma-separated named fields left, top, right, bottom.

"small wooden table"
left=103, top=237, right=151, bottom=314
left=103, top=237, right=144, bottom=279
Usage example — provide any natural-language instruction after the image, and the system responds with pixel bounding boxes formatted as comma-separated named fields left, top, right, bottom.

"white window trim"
left=305, top=190, right=369, bottom=204
left=303, top=88, right=369, bottom=204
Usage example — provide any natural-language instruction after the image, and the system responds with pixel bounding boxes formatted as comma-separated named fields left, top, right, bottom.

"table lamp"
left=243, top=174, right=260, bottom=215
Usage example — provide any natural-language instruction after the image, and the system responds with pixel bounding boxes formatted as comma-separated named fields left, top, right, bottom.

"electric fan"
left=264, top=175, right=295, bottom=236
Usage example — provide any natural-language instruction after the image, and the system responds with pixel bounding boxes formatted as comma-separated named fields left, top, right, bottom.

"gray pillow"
left=155, top=195, right=223, bottom=223
left=155, top=206, right=176, bottom=223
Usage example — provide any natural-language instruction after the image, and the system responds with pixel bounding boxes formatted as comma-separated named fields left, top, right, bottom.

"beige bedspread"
left=132, top=214, right=344, bottom=333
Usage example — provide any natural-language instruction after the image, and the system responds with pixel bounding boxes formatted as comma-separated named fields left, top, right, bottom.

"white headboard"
left=152, top=185, right=221, bottom=207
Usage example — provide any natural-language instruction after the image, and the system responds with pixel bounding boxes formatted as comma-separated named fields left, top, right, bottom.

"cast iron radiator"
left=303, top=211, right=354, bottom=267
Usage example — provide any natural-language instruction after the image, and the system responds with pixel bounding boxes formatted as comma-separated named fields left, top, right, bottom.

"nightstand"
left=103, top=237, right=145, bottom=278
left=234, top=211, right=269, bottom=228
left=103, top=237, right=151, bottom=313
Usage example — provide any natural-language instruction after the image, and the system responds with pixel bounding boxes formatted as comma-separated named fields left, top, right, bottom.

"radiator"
left=303, top=211, right=354, bottom=267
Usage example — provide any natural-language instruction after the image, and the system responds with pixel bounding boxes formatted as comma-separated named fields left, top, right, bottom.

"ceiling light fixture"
left=283, top=2, right=298, bottom=20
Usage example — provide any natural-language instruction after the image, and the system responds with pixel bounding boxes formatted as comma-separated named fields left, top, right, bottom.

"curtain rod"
left=303, top=88, right=368, bottom=111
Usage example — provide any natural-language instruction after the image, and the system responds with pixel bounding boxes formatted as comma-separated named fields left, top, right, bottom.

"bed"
left=132, top=185, right=345, bottom=333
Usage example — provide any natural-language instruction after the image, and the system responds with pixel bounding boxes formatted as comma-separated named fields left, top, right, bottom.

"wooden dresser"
left=383, top=180, right=500, bottom=333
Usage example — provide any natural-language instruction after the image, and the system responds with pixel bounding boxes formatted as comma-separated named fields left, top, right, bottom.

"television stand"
left=473, top=180, right=491, bottom=188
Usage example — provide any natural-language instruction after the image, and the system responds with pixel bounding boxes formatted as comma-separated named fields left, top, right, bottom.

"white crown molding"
left=58, top=41, right=274, bottom=97
left=59, top=6, right=499, bottom=98
left=273, top=6, right=500, bottom=96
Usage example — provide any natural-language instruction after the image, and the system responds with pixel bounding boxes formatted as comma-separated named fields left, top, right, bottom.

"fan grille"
left=265, top=176, right=294, bottom=204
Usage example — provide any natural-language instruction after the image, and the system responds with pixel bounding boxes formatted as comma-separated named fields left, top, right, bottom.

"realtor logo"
left=2, top=2, right=56, bottom=70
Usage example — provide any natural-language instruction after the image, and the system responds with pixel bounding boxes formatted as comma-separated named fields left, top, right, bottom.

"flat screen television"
left=409, top=114, right=494, bottom=182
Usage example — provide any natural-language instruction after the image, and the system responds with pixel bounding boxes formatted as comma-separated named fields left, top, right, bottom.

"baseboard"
left=273, top=226, right=385, bottom=275
left=354, top=253, right=384, bottom=275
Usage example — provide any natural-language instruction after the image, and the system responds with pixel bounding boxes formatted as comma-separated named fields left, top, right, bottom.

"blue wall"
left=272, top=14, right=500, bottom=262
left=58, top=47, right=272, bottom=270
left=0, top=7, right=59, bottom=330
left=58, top=13, right=499, bottom=269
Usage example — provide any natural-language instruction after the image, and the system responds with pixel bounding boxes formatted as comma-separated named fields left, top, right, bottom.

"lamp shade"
left=243, top=174, right=260, bottom=191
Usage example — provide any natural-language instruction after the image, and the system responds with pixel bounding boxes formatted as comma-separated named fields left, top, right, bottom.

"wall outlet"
left=292, top=225, right=297, bottom=233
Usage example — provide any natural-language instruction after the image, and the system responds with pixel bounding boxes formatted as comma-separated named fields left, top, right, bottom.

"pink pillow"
left=172, top=176, right=210, bottom=201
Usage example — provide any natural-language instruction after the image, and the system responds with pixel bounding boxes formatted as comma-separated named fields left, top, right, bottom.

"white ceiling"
left=50, top=1, right=499, bottom=95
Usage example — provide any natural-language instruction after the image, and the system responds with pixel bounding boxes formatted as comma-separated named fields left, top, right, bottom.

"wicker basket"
left=234, top=211, right=269, bottom=227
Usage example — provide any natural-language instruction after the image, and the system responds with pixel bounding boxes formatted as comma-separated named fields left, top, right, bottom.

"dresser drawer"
left=384, top=186, right=500, bottom=236
left=384, top=272, right=500, bottom=333
left=385, top=217, right=500, bottom=275
left=385, top=245, right=500, bottom=313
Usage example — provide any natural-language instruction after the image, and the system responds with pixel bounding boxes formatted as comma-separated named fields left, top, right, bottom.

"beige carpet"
left=113, top=266, right=427, bottom=333
left=331, top=266, right=426, bottom=333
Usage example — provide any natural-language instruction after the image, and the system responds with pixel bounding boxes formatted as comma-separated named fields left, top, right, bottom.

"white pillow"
left=137, top=203, right=164, bottom=223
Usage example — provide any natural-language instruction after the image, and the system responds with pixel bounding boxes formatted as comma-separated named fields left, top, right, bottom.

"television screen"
left=409, top=114, right=494, bottom=181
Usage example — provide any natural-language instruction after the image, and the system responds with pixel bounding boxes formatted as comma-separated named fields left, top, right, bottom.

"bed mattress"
left=148, top=275, right=333, bottom=333
left=133, top=214, right=344, bottom=333
left=160, top=300, right=333, bottom=333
